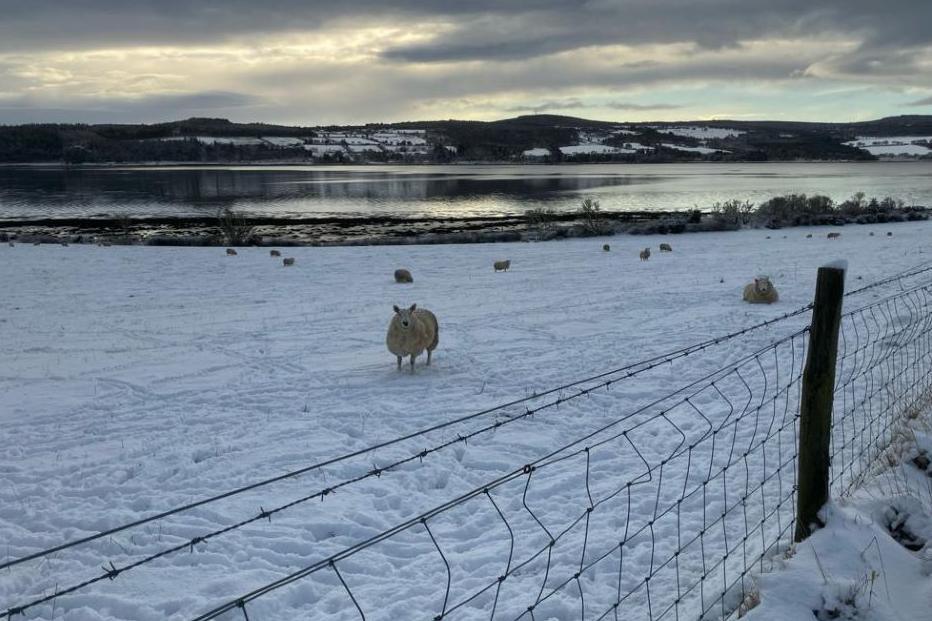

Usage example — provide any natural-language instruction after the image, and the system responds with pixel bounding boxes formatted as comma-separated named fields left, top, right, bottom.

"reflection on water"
left=1, top=162, right=931, bottom=220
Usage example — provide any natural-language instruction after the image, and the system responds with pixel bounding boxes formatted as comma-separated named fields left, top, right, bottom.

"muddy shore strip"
left=1, top=207, right=928, bottom=246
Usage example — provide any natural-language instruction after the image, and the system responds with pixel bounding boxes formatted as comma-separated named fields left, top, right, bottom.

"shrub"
left=578, top=197, right=613, bottom=235
left=710, top=199, right=752, bottom=230
left=524, top=206, right=557, bottom=231
left=216, top=207, right=256, bottom=245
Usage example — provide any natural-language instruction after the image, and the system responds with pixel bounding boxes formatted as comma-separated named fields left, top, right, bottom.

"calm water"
left=1, top=162, right=931, bottom=220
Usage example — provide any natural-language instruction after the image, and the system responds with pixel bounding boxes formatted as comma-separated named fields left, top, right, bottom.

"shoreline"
left=2, top=207, right=928, bottom=247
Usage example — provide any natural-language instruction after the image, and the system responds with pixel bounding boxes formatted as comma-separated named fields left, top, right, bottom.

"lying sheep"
left=493, top=259, right=511, bottom=272
left=743, top=276, right=779, bottom=304
left=394, top=268, right=414, bottom=283
left=639, top=247, right=651, bottom=261
left=602, top=244, right=610, bottom=252
left=386, top=303, right=439, bottom=372
left=659, top=243, right=672, bottom=252
left=270, top=250, right=281, bottom=257
left=283, top=257, right=295, bottom=266
left=226, top=248, right=238, bottom=255
left=827, top=232, right=841, bottom=240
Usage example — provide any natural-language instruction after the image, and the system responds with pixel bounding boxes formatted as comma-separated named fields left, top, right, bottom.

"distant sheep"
left=887, top=231, right=893, bottom=237
left=806, top=234, right=812, bottom=238
left=102, top=241, right=112, bottom=247
left=602, top=244, right=610, bottom=252
left=386, top=303, right=439, bottom=372
left=869, top=232, right=874, bottom=237
left=226, top=248, right=238, bottom=255
left=394, top=268, right=414, bottom=283
left=32, top=241, right=40, bottom=246
left=7, top=241, right=13, bottom=247
left=270, top=250, right=281, bottom=257
left=659, top=243, right=672, bottom=252
left=283, top=257, right=295, bottom=266
left=60, top=241, right=69, bottom=247
left=827, top=232, right=841, bottom=240
left=639, top=247, right=651, bottom=261
left=743, top=276, right=779, bottom=304
left=493, top=259, right=511, bottom=272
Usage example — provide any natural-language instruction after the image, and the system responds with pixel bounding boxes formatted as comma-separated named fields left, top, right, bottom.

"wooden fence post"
left=794, top=263, right=845, bottom=543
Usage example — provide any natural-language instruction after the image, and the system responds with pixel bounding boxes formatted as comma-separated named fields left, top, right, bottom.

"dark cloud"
left=605, top=101, right=682, bottom=111
left=0, top=91, right=262, bottom=124
left=504, top=99, right=585, bottom=113
left=907, top=96, right=932, bottom=106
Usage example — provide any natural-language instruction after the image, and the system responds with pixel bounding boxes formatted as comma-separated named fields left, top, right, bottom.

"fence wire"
left=3, top=263, right=932, bottom=621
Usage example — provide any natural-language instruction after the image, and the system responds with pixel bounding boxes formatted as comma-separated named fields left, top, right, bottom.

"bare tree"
left=216, top=207, right=256, bottom=246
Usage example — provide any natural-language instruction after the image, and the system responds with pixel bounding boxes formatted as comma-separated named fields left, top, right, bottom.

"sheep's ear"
left=393, top=305, right=400, bottom=313
left=409, top=303, right=417, bottom=311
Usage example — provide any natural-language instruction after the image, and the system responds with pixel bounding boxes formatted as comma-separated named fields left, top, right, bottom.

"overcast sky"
left=0, top=1, right=930, bottom=125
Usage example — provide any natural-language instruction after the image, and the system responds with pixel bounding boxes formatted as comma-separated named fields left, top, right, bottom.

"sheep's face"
left=393, top=303, right=418, bottom=329
left=754, top=278, right=773, bottom=294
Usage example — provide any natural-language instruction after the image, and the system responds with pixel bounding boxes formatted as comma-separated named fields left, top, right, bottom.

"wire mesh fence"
left=3, top=263, right=932, bottom=621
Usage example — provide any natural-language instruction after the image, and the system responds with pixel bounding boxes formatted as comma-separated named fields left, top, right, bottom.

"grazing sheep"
left=394, top=268, right=414, bottom=283
left=639, top=247, right=651, bottom=261
left=887, top=231, right=893, bottom=237
left=743, top=276, right=779, bottom=304
left=270, top=250, right=281, bottom=257
left=659, top=243, right=672, bottom=252
left=226, top=248, right=238, bottom=255
left=493, top=259, right=511, bottom=272
left=827, top=232, right=841, bottom=240
left=283, top=257, right=295, bottom=266
left=602, top=244, right=610, bottom=252
left=386, top=303, right=439, bottom=372
left=806, top=233, right=812, bottom=238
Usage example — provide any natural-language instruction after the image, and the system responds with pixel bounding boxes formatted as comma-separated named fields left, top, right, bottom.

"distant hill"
left=1, top=114, right=931, bottom=164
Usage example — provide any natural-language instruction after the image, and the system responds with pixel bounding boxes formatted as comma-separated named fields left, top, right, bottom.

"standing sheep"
left=887, top=231, right=893, bottom=237
left=659, top=243, right=672, bottom=252
left=493, top=260, right=511, bottom=272
left=639, top=247, right=651, bottom=261
left=226, top=248, right=238, bottom=255
left=270, top=250, right=281, bottom=257
left=394, top=268, right=414, bottom=283
left=283, top=257, right=295, bottom=266
left=386, top=303, right=439, bottom=373
left=827, top=232, right=841, bottom=240
left=743, top=276, right=779, bottom=304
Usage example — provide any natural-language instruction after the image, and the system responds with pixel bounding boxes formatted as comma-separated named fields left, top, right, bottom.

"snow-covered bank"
left=1, top=221, right=930, bottom=619
left=745, top=428, right=932, bottom=621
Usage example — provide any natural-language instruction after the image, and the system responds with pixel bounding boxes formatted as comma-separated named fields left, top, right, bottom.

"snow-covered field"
left=845, top=137, right=932, bottom=158
left=653, top=127, right=745, bottom=140
left=661, top=143, right=728, bottom=154
left=1, top=221, right=930, bottom=620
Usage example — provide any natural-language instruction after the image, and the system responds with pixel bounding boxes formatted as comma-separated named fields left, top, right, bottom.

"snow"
left=654, top=126, right=746, bottom=139
left=845, top=136, right=932, bottom=157
left=661, top=142, right=729, bottom=154
left=303, top=144, right=347, bottom=155
left=192, top=136, right=265, bottom=146
left=347, top=144, right=384, bottom=153
left=559, top=143, right=628, bottom=155
left=522, top=148, right=551, bottom=158
left=1, top=221, right=930, bottom=620
left=261, top=137, right=306, bottom=147
left=745, top=430, right=932, bottom=621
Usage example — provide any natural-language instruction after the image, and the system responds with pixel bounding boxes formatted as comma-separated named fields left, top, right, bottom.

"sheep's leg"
left=396, top=355, right=402, bottom=370
left=426, top=349, right=432, bottom=366
left=409, top=354, right=416, bottom=373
